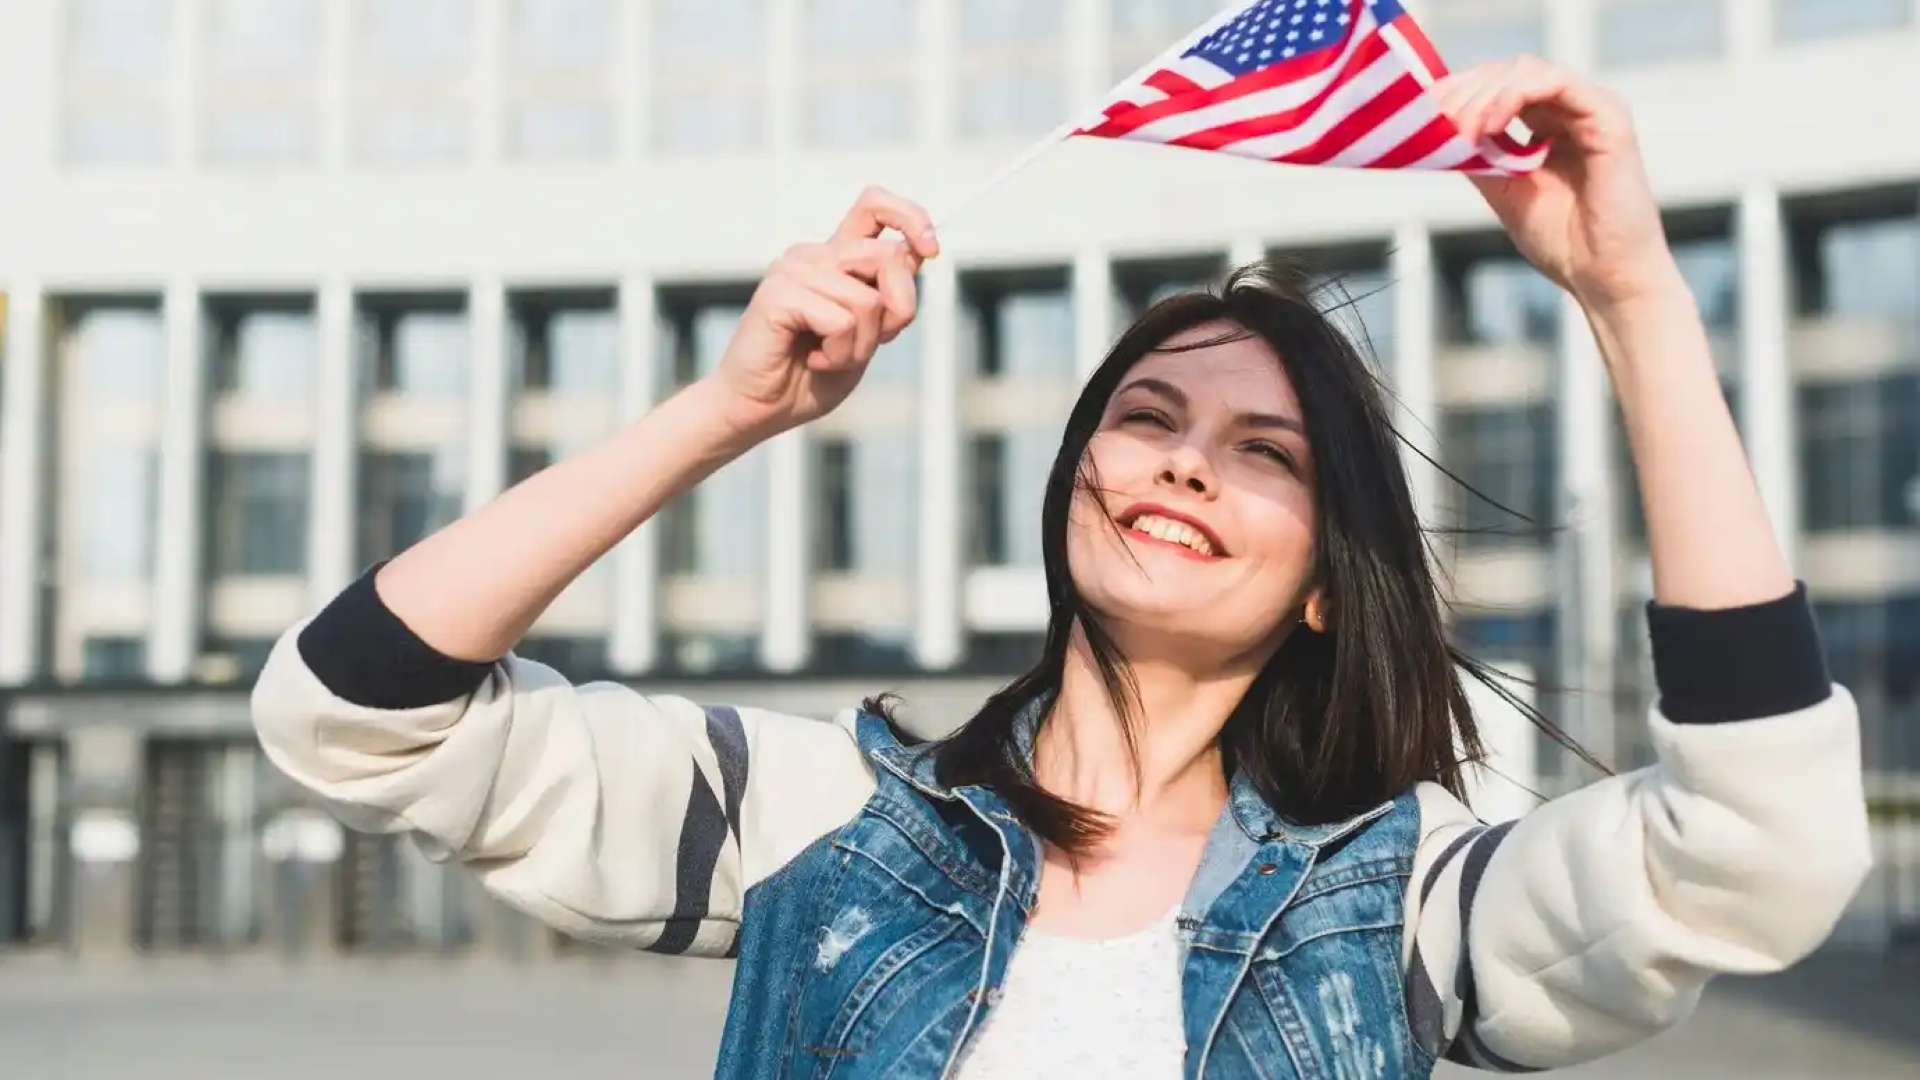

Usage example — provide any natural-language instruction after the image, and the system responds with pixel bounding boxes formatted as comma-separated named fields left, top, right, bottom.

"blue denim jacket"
left=715, top=711, right=1426, bottom=1080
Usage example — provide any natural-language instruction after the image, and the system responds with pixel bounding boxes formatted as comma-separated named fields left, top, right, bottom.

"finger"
left=875, top=244, right=919, bottom=341
left=833, top=185, right=940, bottom=260
left=764, top=276, right=858, bottom=362
left=787, top=259, right=885, bottom=367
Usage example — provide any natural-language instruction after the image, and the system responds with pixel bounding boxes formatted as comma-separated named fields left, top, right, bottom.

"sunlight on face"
left=1067, top=322, right=1319, bottom=666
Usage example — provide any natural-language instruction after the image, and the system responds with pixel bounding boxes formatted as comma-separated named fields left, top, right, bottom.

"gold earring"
left=1304, top=596, right=1326, bottom=634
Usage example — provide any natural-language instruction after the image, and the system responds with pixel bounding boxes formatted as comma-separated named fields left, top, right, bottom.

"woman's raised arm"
left=250, top=188, right=937, bottom=951
left=1393, top=59, right=1873, bottom=1071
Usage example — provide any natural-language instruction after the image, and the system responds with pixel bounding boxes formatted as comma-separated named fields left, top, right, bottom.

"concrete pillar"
left=473, top=0, right=506, bottom=165
left=1072, top=248, right=1115, bottom=380
left=1557, top=293, right=1617, bottom=764
left=167, top=0, right=204, bottom=166
left=318, top=0, right=352, bottom=166
left=609, top=276, right=660, bottom=674
left=761, top=428, right=812, bottom=672
left=1390, top=225, right=1441, bottom=531
left=0, top=282, right=48, bottom=683
left=1066, top=0, right=1114, bottom=112
left=1738, top=185, right=1801, bottom=565
left=913, top=259, right=964, bottom=670
left=308, top=280, right=358, bottom=605
left=767, top=0, right=803, bottom=152
left=917, top=0, right=958, bottom=150
left=463, top=278, right=509, bottom=515
left=148, top=282, right=205, bottom=683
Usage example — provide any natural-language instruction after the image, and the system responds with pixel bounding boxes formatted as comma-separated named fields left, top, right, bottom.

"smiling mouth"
left=1119, top=510, right=1225, bottom=559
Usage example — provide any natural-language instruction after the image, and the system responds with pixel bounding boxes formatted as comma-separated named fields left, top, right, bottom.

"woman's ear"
left=1303, top=589, right=1330, bottom=634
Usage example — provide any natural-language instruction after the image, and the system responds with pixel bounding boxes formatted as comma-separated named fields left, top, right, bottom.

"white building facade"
left=0, top=0, right=1915, bottom=955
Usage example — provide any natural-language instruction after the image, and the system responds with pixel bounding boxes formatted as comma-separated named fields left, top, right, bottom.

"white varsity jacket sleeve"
left=249, top=571, right=879, bottom=955
left=1401, top=583, right=1873, bottom=1072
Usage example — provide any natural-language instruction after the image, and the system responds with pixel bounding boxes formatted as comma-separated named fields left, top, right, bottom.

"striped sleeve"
left=1402, top=585, right=1872, bottom=1071
left=248, top=579, right=878, bottom=955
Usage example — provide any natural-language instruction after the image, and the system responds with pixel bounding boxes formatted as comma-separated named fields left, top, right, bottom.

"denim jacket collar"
left=856, top=691, right=1390, bottom=851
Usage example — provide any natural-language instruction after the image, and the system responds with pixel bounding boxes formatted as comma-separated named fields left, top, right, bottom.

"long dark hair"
left=874, top=259, right=1594, bottom=854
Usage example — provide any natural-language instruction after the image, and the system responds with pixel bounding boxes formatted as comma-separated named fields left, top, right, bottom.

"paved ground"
left=2, top=950, right=1915, bottom=1079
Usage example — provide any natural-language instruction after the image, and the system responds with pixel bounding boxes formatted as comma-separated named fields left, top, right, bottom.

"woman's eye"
left=1245, top=441, right=1295, bottom=469
left=1121, top=408, right=1173, bottom=430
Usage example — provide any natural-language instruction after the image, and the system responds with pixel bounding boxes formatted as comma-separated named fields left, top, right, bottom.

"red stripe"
left=1147, top=33, right=1392, bottom=152
left=1272, top=72, right=1423, bottom=166
left=1145, top=69, right=1202, bottom=97
left=1456, top=152, right=1494, bottom=172
left=1386, top=13, right=1450, bottom=81
left=1084, top=20, right=1363, bottom=139
left=1362, top=112, right=1456, bottom=170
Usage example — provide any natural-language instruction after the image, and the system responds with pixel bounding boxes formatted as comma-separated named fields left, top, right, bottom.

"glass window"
left=512, top=299, right=618, bottom=396
left=515, top=636, right=609, bottom=674
left=1453, top=256, right=1561, bottom=347
left=359, top=0, right=472, bottom=68
left=1800, top=374, right=1920, bottom=532
left=957, top=0, right=1066, bottom=138
left=1441, top=404, right=1559, bottom=547
left=803, top=0, right=915, bottom=148
left=1775, top=0, right=1912, bottom=42
left=72, top=305, right=165, bottom=402
left=510, top=0, right=610, bottom=65
left=361, top=306, right=469, bottom=398
left=78, top=446, right=159, bottom=582
left=1597, top=0, right=1723, bottom=67
left=207, top=0, right=319, bottom=73
left=202, top=0, right=323, bottom=163
left=82, top=637, right=148, bottom=680
left=1111, top=0, right=1224, bottom=77
left=1425, top=0, right=1546, bottom=69
left=1317, top=265, right=1395, bottom=372
left=211, top=305, right=316, bottom=401
left=62, top=0, right=170, bottom=164
left=659, top=303, right=768, bottom=577
left=654, top=0, right=767, bottom=153
left=1814, top=597, right=1920, bottom=776
left=206, top=452, right=311, bottom=576
left=815, top=434, right=918, bottom=575
left=967, top=280, right=1073, bottom=569
left=1811, top=216, right=1920, bottom=322
left=357, top=451, right=464, bottom=563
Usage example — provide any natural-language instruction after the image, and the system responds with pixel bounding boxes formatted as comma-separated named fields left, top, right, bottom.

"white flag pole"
left=930, top=119, right=1083, bottom=232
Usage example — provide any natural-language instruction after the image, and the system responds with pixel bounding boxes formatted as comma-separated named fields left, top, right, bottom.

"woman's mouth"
left=1118, top=507, right=1227, bottom=560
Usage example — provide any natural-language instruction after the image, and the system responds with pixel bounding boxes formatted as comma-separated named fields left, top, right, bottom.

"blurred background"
left=0, top=0, right=1915, bottom=1077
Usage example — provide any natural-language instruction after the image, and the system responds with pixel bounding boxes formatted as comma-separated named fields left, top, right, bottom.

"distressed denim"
left=714, top=712, right=1428, bottom=1080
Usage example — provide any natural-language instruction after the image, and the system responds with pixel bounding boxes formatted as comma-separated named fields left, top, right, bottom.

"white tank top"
left=952, top=907, right=1188, bottom=1079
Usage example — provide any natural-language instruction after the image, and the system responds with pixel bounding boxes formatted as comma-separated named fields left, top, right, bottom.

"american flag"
left=1078, top=0, right=1547, bottom=175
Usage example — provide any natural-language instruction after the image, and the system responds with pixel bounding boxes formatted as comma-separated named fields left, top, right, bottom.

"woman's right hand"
left=710, top=186, right=940, bottom=440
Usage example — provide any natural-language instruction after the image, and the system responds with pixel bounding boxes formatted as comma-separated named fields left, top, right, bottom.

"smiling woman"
left=252, top=56, right=1871, bottom=1080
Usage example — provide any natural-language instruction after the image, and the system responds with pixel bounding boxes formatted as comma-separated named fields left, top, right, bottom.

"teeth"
left=1128, top=513, right=1216, bottom=557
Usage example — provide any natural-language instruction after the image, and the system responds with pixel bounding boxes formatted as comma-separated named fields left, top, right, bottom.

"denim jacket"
left=718, top=712, right=1426, bottom=1080
left=251, top=572, right=1871, bottom=1078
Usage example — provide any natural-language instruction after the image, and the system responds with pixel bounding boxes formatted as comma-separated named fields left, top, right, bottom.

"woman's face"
left=1067, top=321, right=1320, bottom=665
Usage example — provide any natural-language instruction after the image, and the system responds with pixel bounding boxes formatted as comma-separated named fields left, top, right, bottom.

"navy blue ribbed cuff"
left=1646, top=581, right=1831, bottom=724
left=295, top=564, right=495, bottom=710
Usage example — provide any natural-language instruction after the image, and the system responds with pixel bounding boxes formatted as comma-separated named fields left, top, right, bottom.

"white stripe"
left=1200, top=49, right=1403, bottom=161
left=1319, top=92, right=1441, bottom=168
left=1114, top=8, right=1381, bottom=144
left=1377, top=22, right=1439, bottom=88
left=1170, top=55, right=1235, bottom=90
left=1404, top=135, right=1480, bottom=172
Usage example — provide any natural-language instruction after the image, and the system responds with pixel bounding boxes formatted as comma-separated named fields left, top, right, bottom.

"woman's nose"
left=1157, top=444, right=1216, bottom=496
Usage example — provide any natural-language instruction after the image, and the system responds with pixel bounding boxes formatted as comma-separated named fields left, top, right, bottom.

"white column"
left=1230, top=236, right=1268, bottom=271
left=1738, top=184, right=1800, bottom=565
left=317, top=0, right=352, bottom=166
left=1065, top=0, right=1113, bottom=113
left=762, top=429, right=812, bottom=672
left=167, top=0, right=204, bottom=166
left=463, top=278, right=509, bottom=515
left=1727, top=0, right=1775, bottom=60
left=609, top=276, right=660, bottom=674
left=308, top=280, right=358, bottom=604
left=916, top=0, right=958, bottom=150
left=472, top=0, right=506, bottom=165
left=613, top=0, right=650, bottom=161
left=148, top=282, right=205, bottom=683
left=1557, top=294, right=1617, bottom=763
left=1543, top=0, right=1597, bottom=69
left=914, top=260, right=965, bottom=670
left=1072, top=248, right=1115, bottom=380
left=767, top=0, right=804, bottom=152
left=1390, top=225, right=1441, bottom=530
left=0, top=282, right=48, bottom=684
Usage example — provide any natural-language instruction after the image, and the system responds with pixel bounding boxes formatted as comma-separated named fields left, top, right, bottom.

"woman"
left=253, top=59, right=1870, bottom=1078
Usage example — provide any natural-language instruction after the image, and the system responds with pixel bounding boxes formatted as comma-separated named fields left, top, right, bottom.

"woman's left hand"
left=1436, top=57, right=1677, bottom=312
